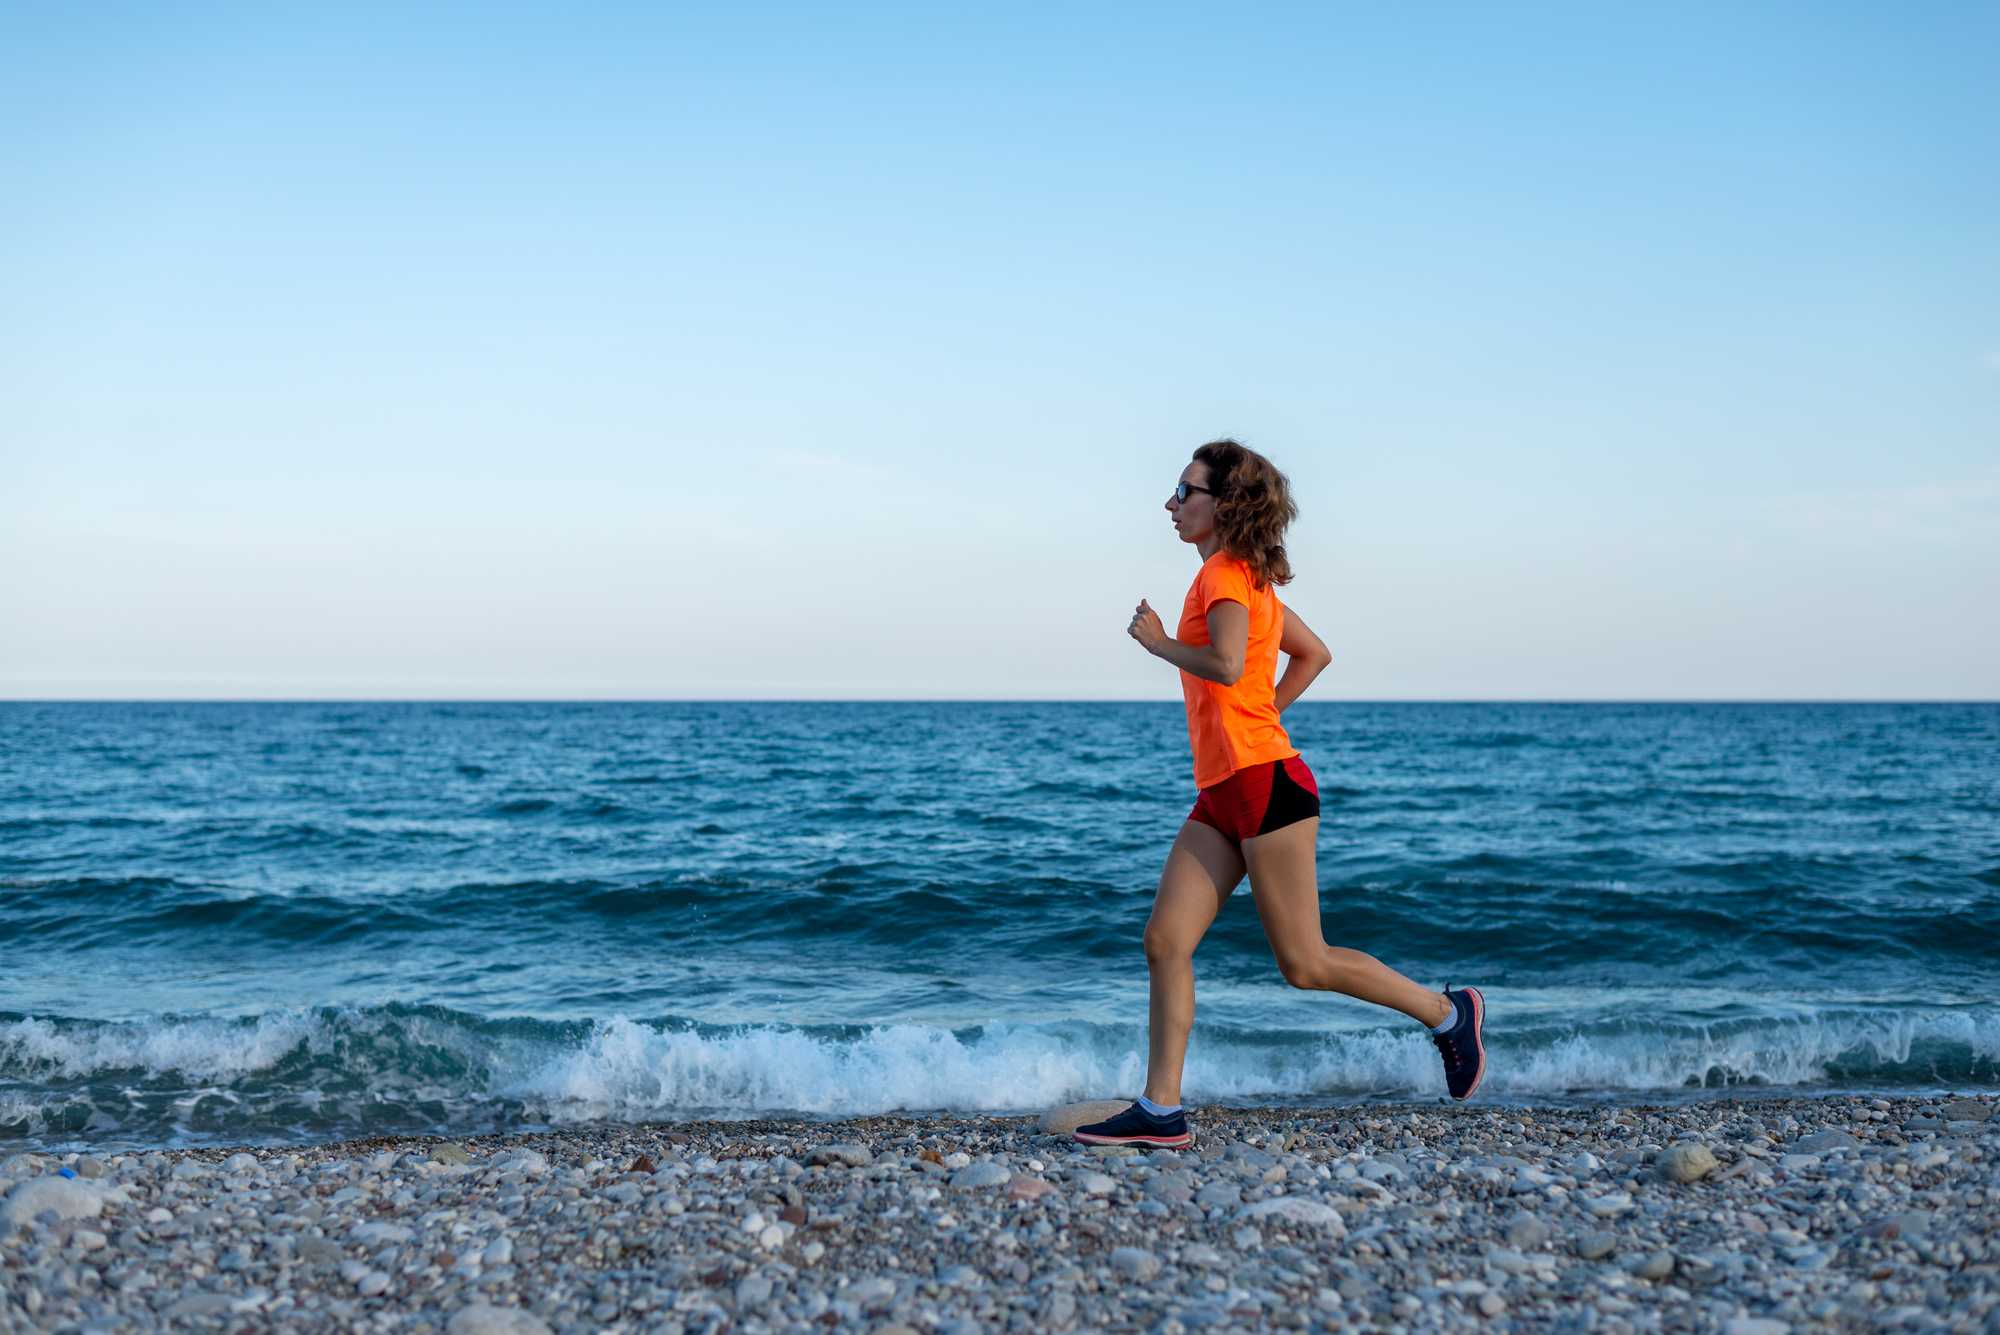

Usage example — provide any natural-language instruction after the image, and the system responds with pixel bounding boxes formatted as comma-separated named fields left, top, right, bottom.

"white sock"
left=1429, top=996, right=1460, bottom=1034
left=1137, top=1094, right=1181, bottom=1117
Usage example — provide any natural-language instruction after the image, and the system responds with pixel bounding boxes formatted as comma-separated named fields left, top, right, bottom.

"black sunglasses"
left=1173, top=481, right=1214, bottom=502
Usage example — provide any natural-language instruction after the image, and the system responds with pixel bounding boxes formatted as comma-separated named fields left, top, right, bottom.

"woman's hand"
left=1128, top=599, right=1169, bottom=655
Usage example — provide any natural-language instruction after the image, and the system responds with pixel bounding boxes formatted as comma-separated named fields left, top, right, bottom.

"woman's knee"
left=1143, top=925, right=1196, bottom=967
left=1276, top=947, right=1337, bottom=990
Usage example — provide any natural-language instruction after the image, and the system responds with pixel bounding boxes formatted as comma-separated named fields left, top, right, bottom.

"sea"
left=2, top=701, right=1995, bottom=1152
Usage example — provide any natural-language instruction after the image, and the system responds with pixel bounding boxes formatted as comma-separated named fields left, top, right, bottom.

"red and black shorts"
left=1189, top=755, right=1321, bottom=846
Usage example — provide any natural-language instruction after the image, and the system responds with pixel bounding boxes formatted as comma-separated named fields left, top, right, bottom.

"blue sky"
left=5, top=2, right=1995, bottom=698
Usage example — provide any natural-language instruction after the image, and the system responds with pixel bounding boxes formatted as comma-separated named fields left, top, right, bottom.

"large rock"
left=806, top=1143, right=873, bottom=1168
left=1794, top=1129, right=1861, bottom=1153
left=1038, top=1101, right=1132, bottom=1135
left=1940, top=1098, right=1991, bottom=1123
left=1656, top=1143, right=1718, bottom=1184
left=2, top=1178, right=107, bottom=1230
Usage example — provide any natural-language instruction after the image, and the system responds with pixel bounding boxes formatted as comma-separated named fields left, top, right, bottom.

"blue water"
left=3, top=701, right=1996, bottom=1150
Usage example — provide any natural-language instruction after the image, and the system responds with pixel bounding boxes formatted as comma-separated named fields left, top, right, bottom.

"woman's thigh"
left=1242, top=817, right=1324, bottom=968
left=1145, top=820, right=1247, bottom=956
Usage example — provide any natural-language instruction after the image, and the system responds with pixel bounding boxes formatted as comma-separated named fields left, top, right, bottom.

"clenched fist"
left=1127, top=599, right=1168, bottom=655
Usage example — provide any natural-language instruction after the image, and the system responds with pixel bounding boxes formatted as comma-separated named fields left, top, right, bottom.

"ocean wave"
left=8, top=867, right=1994, bottom=971
left=1, top=1001, right=1992, bottom=1150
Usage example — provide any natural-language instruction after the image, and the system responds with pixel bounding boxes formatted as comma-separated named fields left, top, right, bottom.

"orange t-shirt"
left=1178, top=550, right=1298, bottom=789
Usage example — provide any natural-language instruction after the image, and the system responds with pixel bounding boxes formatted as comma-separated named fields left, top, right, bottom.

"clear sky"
left=5, top=2, right=1995, bottom=699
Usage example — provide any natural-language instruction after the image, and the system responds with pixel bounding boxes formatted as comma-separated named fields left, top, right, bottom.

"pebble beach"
left=2, top=1093, right=1994, bottom=1333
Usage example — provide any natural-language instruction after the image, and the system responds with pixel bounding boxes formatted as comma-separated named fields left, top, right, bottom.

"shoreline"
left=1, top=1093, right=1993, bottom=1332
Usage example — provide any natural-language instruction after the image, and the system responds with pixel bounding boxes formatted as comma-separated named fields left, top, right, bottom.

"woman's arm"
left=1128, top=598, right=1246, bottom=685
left=1273, top=604, right=1332, bottom=713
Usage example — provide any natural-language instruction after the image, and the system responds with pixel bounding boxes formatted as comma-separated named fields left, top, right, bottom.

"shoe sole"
left=1072, top=1130, right=1194, bottom=1148
left=1453, top=985, right=1487, bottom=1100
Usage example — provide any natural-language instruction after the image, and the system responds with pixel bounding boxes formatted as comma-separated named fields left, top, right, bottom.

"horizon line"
left=4, top=697, right=1996, bottom=706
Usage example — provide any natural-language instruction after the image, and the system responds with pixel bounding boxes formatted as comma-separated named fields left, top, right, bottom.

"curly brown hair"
left=1191, top=438, right=1297, bottom=588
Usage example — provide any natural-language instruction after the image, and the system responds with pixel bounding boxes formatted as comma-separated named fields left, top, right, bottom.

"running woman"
left=1073, top=440, right=1487, bottom=1148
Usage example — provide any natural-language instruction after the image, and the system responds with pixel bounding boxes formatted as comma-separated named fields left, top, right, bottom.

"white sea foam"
left=498, top=1006, right=2000, bottom=1121
left=0, top=1006, right=493, bottom=1082
left=4, top=1004, right=1992, bottom=1137
left=0, top=1012, right=320, bottom=1080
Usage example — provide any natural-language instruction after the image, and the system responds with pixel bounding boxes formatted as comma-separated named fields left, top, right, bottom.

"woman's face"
left=1165, top=461, right=1216, bottom=546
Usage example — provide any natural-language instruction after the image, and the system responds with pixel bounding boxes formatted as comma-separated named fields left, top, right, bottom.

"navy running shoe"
left=1432, top=986, right=1487, bottom=1100
left=1072, top=1101, right=1193, bottom=1148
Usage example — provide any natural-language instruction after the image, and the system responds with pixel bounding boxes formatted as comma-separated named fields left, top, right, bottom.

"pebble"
left=1656, top=1143, right=1718, bottom=1183
left=1109, top=1246, right=1160, bottom=1281
left=1195, top=1181, right=1242, bottom=1208
left=447, top=1304, right=554, bottom=1335
left=1505, top=1214, right=1552, bottom=1249
left=849, top=1276, right=896, bottom=1308
left=1577, top=1230, right=1619, bottom=1260
left=1236, top=1196, right=1344, bottom=1230
left=1007, top=1174, right=1055, bottom=1201
left=0, top=1093, right=1979, bottom=1333
left=1631, top=1248, right=1675, bottom=1280
left=949, top=1161, right=1011, bottom=1189
left=1, top=1177, right=107, bottom=1229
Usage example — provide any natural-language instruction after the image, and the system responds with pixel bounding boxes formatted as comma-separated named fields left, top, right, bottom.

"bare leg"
left=1242, top=817, right=1454, bottom=1027
left=1140, top=820, right=1244, bottom=1106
